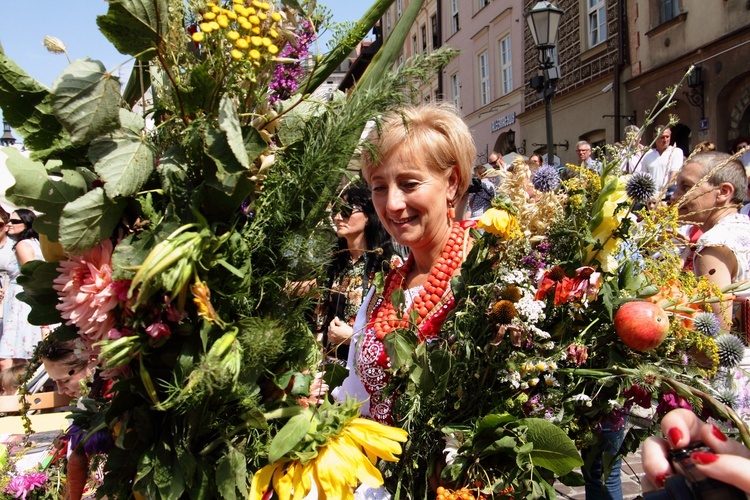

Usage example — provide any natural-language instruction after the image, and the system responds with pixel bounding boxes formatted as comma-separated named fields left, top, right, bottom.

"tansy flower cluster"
left=192, top=0, right=284, bottom=63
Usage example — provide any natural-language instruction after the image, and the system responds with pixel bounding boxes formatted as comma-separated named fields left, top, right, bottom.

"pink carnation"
left=5, top=472, right=48, bottom=499
left=53, top=239, right=120, bottom=345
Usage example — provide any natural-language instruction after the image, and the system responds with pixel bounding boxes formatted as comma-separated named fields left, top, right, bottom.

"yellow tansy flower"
left=191, top=32, right=205, bottom=43
left=249, top=15, right=260, bottom=24
left=199, top=22, right=212, bottom=32
left=268, top=44, right=279, bottom=54
left=226, top=30, right=240, bottom=41
left=271, top=11, right=282, bottom=22
left=217, top=14, right=229, bottom=28
left=203, top=11, right=216, bottom=20
left=251, top=36, right=263, bottom=46
left=209, top=21, right=220, bottom=30
left=262, top=37, right=271, bottom=46
left=235, top=38, right=249, bottom=49
left=251, top=26, right=261, bottom=34
left=231, top=49, right=244, bottom=60
left=249, top=49, right=261, bottom=60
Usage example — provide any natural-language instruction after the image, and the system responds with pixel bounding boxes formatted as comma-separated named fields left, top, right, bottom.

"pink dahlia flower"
left=5, top=472, right=48, bottom=499
left=53, top=239, right=120, bottom=345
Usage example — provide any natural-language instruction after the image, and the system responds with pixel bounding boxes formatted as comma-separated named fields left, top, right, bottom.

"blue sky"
left=0, top=1, right=370, bottom=120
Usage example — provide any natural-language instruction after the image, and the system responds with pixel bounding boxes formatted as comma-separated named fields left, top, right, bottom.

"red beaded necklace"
left=371, top=222, right=465, bottom=340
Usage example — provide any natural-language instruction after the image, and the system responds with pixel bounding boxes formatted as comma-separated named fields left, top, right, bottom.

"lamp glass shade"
left=687, top=65, right=702, bottom=89
left=526, top=1, right=564, bottom=49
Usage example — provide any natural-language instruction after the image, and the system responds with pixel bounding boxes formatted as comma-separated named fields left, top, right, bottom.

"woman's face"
left=44, top=358, right=92, bottom=397
left=332, top=199, right=367, bottom=242
left=368, top=148, right=459, bottom=254
left=6, top=212, right=24, bottom=237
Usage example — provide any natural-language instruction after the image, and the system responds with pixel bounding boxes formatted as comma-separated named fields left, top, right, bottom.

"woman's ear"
left=447, top=164, right=461, bottom=203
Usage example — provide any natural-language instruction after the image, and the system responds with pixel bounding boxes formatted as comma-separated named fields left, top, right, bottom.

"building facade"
left=441, top=0, right=527, bottom=163
left=625, top=0, right=750, bottom=155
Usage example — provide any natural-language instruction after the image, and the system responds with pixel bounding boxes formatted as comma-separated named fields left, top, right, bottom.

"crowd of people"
left=0, top=207, right=47, bottom=396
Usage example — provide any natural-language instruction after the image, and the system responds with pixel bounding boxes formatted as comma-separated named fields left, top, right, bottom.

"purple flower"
left=67, top=425, right=113, bottom=456
left=145, top=321, right=171, bottom=340
left=5, top=472, right=48, bottom=499
left=623, top=384, right=652, bottom=410
left=269, top=20, right=316, bottom=103
left=532, top=164, right=561, bottom=192
left=656, top=391, right=692, bottom=417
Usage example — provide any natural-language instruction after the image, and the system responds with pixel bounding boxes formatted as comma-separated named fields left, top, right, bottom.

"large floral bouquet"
left=379, top=124, right=750, bottom=497
left=0, top=0, right=452, bottom=497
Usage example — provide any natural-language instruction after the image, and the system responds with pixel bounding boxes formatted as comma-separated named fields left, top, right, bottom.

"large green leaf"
left=90, top=109, right=155, bottom=198
left=219, top=96, right=249, bottom=169
left=58, top=187, right=126, bottom=253
left=96, top=0, right=169, bottom=60
left=51, top=58, right=122, bottom=145
left=521, top=418, right=583, bottom=476
left=267, top=412, right=312, bottom=464
left=203, top=127, right=248, bottom=195
left=16, top=261, right=64, bottom=326
left=216, top=446, right=248, bottom=500
left=0, top=49, right=74, bottom=158
left=383, top=328, right=419, bottom=370
left=3, top=147, right=88, bottom=241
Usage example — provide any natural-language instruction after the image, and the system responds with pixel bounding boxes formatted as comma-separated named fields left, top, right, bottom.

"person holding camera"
left=467, top=164, right=497, bottom=219
left=641, top=408, right=749, bottom=498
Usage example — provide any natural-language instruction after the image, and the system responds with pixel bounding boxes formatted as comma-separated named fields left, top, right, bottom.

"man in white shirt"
left=641, top=126, right=684, bottom=198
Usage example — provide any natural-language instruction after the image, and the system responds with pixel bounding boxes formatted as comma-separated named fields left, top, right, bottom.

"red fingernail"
left=655, top=472, right=667, bottom=488
left=711, top=424, right=728, bottom=442
left=691, top=451, right=719, bottom=465
left=667, top=427, right=683, bottom=447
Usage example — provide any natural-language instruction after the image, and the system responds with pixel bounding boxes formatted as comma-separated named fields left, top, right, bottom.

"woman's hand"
left=641, top=408, right=750, bottom=493
left=328, top=317, right=353, bottom=346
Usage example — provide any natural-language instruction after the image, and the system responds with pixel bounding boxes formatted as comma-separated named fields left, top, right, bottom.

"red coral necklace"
left=371, top=222, right=465, bottom=340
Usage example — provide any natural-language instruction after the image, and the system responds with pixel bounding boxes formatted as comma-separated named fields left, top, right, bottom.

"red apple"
left=614, top=301, right=670, bottom=351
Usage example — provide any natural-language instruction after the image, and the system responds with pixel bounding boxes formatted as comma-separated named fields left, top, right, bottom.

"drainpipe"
left=437, top=0, right=444, bottom=99
left=614, top=0, right=626, bottom=141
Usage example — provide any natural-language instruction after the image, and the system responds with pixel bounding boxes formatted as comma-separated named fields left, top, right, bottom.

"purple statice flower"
left=269, top=20, right=316, bottom=103
left=5, top=472, right=49, bottom=499
left=522, top=241, right=550, bottom=271
left=656, top=391, right=692, bottom=417
left=532, top=164, right=561, bottom=192
left=67, top=425, right=113, bottom=456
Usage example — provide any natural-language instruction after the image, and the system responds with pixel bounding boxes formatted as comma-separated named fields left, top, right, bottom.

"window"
left=478, top=0, right=490, bottom=10
left=658, top=0, right=680, bottom=24
left=412, top=34, right=418, bottom=56
left=431, top=14, right=439, bottom=50
left=397, top=0, right=403, bottom=18
left=451, top=0, right=460, bottom=34
left=451, top=73, right=461, bottom=109
left=588, top=0, right=607, bottom=47
left=421, top=24, right=427, bottom=53
left=398, top=55, right=404, bottom=67
left=500, top=36, right=512, bottom=95
left=386, top=11, right=391, bottom=34
left=478, top=51, right=490, bottom=106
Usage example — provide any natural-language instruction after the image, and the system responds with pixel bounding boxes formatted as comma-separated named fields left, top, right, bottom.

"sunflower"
left=477, top=207, right=521, bottom=239
left=250, top=417, right=408, bottom=499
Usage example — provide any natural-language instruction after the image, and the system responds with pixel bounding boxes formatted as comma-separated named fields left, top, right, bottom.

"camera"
left=643, top=442, right=746, bottom=499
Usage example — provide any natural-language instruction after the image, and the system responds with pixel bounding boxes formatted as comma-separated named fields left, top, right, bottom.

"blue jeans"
left=581, top=424, right=626, bottom=500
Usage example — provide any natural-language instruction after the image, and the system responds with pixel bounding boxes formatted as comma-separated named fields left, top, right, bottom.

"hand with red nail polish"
left=641, top=408, right=750, bottom=495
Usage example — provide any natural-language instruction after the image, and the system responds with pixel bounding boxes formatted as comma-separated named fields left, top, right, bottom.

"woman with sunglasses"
left=0, top=208, right=45, bottom=370
left=318, top=183, right=399, bottom=364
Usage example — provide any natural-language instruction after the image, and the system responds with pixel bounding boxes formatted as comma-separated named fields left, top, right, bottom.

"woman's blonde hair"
left=362, top=103, right=476, bottom=202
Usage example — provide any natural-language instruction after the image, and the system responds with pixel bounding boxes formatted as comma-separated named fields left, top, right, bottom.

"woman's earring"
left=447, top=201, right=456, bottom=221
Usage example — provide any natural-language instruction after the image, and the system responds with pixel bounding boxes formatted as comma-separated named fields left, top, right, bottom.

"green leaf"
left=521, top=418, right=583, bottom=476
left=243, top=125, right=268, bottom=164
left=16, top=261, right=64, bottom=326
left=50, top=58, right=122, bottom=145
left=475, top=413, right=517, bottom=435
left=428, top=348, right=452, bottom=397
left=216, top=446, right=248, bottom=500
left=558, top=470, right=586, bottom=487
left=203, top=127, right=247, bottom=195
left=59, top=187, right=126, bottom=253
left=89, top=109, right=155, bottom=198
left=219, top=96, right=249, bottom=169
left=383, top=328, right=419, bottom=370
left=3, top=147, right=87, bottom=241
left=96, top=0, right=168, bottom=60
left=0, top=50, right=74, bottom=158
left=268, top=412, right=312, bottom=464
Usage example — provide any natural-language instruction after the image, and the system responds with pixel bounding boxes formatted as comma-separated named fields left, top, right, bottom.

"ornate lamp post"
left=526, top=1, right=564, bottom=166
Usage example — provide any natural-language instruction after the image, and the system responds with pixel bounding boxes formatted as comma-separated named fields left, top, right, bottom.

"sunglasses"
left=8, top=219, right=23, bottom=225
left=331, top=204, right=363, bottom=218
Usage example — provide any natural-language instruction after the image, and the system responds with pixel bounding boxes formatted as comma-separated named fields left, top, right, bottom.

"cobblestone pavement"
left=554, top=451, right=645, bottom=500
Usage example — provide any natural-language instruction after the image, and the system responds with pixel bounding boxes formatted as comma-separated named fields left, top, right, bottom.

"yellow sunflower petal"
left=314, top=439, right=358, bottom=499
left=343, top=435, right=384, bottom=488
left=273, top=462, right=297, bottom=499
left=292, top=461, right=314, bottom=500
left=250, top=463, right=282, bottom=500
left=342, top=418, right=408, bottom=462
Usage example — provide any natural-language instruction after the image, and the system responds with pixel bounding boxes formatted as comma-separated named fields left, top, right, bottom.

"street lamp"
left=527, top=1, right=564, bottom=166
